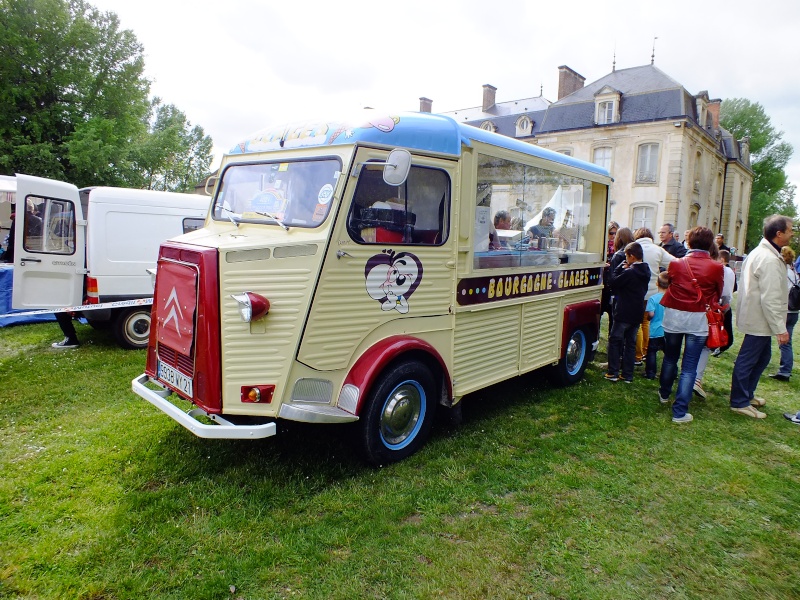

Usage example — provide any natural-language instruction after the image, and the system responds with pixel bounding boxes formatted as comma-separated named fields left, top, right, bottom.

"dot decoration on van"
left=456, top=267, right=602, bottom=306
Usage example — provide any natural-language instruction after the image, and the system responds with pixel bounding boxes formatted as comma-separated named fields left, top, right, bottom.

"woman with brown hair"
left=603, top=228, right=635, bottom=332
left=658, top=227, right=724, bottom=423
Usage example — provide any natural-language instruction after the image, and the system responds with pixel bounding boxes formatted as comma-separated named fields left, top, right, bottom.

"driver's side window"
left=347, top=163, right=450, bottom=245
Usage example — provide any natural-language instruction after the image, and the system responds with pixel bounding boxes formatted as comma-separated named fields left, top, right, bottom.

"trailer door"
left=12, top=174, right=86, bottom=309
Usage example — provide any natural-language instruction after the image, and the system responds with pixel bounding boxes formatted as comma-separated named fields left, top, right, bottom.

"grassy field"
left=1, top=319, right=800, bottom=599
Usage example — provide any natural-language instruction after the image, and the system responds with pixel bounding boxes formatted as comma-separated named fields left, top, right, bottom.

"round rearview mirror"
left=383, top=149, right=411, bottom=186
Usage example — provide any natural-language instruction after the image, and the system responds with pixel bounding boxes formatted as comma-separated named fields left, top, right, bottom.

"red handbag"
left=685, top=259, right=729, bottom=349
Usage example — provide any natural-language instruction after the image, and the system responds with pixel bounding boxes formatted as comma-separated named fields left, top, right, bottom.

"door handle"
left=20, top=257, right=42, bottom=265
left=336, top=250, right=353, bottom=259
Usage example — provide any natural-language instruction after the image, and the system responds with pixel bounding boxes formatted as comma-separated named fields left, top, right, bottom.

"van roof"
left=229, top=110, right=611, bottom=181
left=81, top=187, right=210, bottom=209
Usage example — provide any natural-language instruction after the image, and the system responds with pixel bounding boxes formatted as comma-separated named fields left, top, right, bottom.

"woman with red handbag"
left=658, top=227, right=724, bottom=423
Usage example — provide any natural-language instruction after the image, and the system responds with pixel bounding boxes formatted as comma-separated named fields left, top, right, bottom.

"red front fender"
left=343, top=336, right=451, bottom=415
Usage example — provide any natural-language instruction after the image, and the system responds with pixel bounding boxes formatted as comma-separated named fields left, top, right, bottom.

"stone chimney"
left=419, top=97, right=432, bottom=113
left=707, top=99, right=721, bottom=129
left=482, top=84, right=497, bottom=112
left=557, top=65, right=585, bottom=100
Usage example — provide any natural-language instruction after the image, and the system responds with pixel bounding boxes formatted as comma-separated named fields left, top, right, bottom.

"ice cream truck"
left=132, top=110, right=611, bottom=464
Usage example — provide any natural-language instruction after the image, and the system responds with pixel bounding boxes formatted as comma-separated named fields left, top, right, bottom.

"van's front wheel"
left=112, top=307, right=152, bottom=350
left=359, top=360, right=435, bottom=466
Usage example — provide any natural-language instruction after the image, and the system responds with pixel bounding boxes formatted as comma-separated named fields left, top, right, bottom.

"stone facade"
left=427, top=64, right=753, bottom=253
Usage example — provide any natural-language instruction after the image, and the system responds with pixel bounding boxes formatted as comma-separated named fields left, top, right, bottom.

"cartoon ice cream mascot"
left=365, top=250, right=423, bottom=314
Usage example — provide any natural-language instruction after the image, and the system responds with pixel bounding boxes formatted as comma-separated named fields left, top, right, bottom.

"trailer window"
left=474, top=154, right=599, bottom=269
left=212, top=158, right=341, bottom=228
left=348, top=164, right=450, bottom=245
left=22, top=195, right=76, bottom=255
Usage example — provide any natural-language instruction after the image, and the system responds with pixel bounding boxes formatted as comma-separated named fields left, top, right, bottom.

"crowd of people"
left=601, top=215, right=798, bottom=425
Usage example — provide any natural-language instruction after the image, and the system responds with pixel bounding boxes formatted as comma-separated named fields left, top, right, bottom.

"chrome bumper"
left=132, top=374, right=277, bottom=439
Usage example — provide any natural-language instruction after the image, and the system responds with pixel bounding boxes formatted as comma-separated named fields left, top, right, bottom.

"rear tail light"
left=86, top=277, right=99, bottom=304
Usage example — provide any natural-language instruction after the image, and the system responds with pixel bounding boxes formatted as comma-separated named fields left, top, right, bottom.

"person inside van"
left=489, top=210, right=511, bottom=250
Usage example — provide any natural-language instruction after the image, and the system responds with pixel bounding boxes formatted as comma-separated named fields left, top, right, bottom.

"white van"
left=12, top=174, right=209, bottom=348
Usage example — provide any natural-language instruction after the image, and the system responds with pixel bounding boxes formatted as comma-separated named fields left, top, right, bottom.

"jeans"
left=659, top=332, right=707, bottom=419
left=730, top=334, right=772, bottom=408
left=645, top=336, right=665, bottom=378
left=608, top=321, right=640, bottom=380
left=778, top=312, right=798, bottom=376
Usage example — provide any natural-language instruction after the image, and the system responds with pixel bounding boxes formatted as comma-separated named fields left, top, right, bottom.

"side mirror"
left=382, top=149, right=411, bottom=186
left=204, top=175, right=219, bottom=196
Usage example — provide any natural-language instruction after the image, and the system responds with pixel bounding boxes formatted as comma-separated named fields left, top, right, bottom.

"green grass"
left=1, top=319, right=799, bottom=599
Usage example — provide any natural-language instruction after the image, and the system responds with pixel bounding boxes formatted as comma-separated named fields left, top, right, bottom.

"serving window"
left=473, top=154, right=600, bottom=270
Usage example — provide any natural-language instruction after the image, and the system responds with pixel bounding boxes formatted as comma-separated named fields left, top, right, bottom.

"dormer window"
left=515, top=115, right=532, bottom=137
left=598, top=101, right=614, bottom=125
left=480, top=120, right=497, bottom=132
left=594, top=86, right=621, bottom=126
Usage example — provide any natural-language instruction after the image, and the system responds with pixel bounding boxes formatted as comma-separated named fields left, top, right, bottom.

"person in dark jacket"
left=658, top=223, right=687, bottom=258
left=605, top=241, right=650, bottom=383
left=602, top=227, right=634, bottom=332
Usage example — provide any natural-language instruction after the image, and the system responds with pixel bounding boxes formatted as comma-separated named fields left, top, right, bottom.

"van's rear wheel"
left=551, top=327, right=589, bottom=386
left=359, top=360, right=435, bottom=466
left=112, top=307, right=151, bottom=350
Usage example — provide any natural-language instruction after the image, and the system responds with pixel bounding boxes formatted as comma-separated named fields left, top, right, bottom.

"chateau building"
left=423, top=63, right=752, bottom=252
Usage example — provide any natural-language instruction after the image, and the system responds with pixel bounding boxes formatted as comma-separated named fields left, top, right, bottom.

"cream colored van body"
left=134, top=111, right=612, bottom=464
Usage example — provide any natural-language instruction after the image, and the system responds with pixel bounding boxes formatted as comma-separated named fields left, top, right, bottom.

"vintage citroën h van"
left=133, top=110, right=612, bottom=464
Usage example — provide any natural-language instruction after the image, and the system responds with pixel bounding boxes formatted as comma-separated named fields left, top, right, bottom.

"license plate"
left=157, top=361, right=193, bottom=396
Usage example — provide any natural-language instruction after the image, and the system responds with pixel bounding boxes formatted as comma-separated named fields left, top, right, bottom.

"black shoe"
left=769, top=373, right=790, bottom=382
left=52, top=338, right=79, bottom=349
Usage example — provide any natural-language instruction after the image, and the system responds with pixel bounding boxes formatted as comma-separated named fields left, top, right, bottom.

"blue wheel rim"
left=379, top=379, right=426, bottom=450
left=565, top=330, right=586, bottom=376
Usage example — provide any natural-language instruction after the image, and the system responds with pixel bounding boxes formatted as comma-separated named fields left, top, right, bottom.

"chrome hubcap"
left=566, top=332, right=584, bottom=374
left=380, top=383, right=422, bottom=446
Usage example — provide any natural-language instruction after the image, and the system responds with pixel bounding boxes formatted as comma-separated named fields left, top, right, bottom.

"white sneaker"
left=658, top=391, right=670, bottom=405
left=672, top=413, right=693, bottom=423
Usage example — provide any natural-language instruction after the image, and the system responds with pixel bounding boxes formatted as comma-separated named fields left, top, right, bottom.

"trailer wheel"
left=112, top=307, right=152, bottom=350
left=359, top=360, right=435, bottom=466
left=552, top=327, right=589, bottom=386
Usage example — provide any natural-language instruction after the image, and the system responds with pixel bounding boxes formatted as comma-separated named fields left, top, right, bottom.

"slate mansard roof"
left=454, top=64, right=747, bottom=165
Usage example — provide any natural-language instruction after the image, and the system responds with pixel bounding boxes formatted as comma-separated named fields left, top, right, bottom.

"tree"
left=0, top=0, right=149, bottom=187
left=0, top=0, right=213, bottom=191
left=132, top=99, right=213, bottom=193
left=719, top=98, right=796, bottom=251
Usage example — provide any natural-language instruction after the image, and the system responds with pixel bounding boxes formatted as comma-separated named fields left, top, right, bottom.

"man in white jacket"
left=729, top=215, right=793, bottom=418
left=633, top=228, right=675, bottom=363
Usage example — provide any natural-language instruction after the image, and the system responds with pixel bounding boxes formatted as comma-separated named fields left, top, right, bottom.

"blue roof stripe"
left=229, top=111, right=610, bottom=180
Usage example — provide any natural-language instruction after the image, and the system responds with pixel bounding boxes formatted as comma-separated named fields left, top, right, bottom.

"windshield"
left=212, top=158, right=341, bottom=228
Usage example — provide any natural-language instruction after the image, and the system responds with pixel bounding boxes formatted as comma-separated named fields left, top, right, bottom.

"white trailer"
left=11, top=174, right=209, bottom=348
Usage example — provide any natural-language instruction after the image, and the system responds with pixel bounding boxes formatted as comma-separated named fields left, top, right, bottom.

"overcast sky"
left=91, top=0, right=800, bottom=198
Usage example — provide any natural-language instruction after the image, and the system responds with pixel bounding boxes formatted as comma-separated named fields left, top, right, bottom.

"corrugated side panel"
left=453, top=305, right=521, bottom=396
left=220, top=266, right=313, bottom=408
left=521, top=297, right=561, bottom=370
left=298, top=248, right=454, bottom=370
